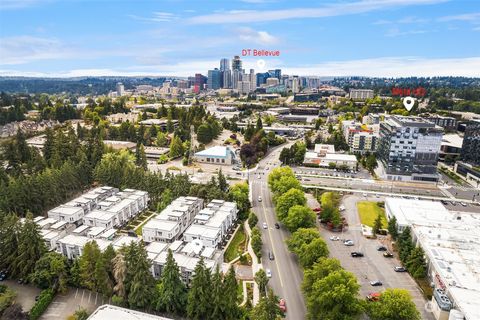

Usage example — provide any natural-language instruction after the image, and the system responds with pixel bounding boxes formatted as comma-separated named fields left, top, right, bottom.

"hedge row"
left=29, top=289, right=54, bottom=320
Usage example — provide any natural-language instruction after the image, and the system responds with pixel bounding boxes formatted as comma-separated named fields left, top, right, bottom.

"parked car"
left=330, top=236, right=340, bottom=241
left=460, top=202, right=467, bottom=207
left=258, top=196, right=262, bottom=202
left=279, top=298, right=287, bottom=312
left=366, top=292, right=381, bottom=301
left=383, top=251, right=394, bottom=258
left=262, top=222, right=268, bottom=229
left=17, top=278, right=24, bottom=284
left=370, top=280, right=383, bottom=286
left=394, top=266, right=407, bottom=272
left=274, top=223, right=280, bottom=229
left=269, top=251, right=275, bottom=260
left=351, top=252, right=364, bottom=257
left=377, top=245, right=387, bottom=251
left=339, top=205, right=345, bottom=211
left=266, top=269, right=272, bottom=278
left=441, top=200, right=449, bottom=205
left=344, top=240, right=354, bottom=246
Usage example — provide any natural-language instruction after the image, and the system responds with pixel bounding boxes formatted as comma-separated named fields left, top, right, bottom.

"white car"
left=258, top=196, right=262, bottom=202
left=266, top=269, right=272, bottom=278
left=339, top=205, right=345, bottom=211
left=344, top=240, right=354, bottom=246
left=329, top=236, right=340, bottom=241
left=262, top=222, right=268, bottom=229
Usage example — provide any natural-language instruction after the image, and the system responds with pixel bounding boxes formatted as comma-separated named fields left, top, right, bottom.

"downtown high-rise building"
left=232, top=55, right=242, bottom=72
left=220, top=58, right=230, bottom=71
left=207, top=68, right=222, bottom=90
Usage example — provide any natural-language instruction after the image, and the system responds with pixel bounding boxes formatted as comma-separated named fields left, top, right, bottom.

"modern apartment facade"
left=349, top=89, right=374, bottom=100
left=460, top=120, right=480, bottom=166
left=377, top=115, right=443, bottom=182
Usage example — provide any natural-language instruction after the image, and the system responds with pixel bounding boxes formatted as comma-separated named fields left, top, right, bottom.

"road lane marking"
left=259, top=183, right=284, bottom=288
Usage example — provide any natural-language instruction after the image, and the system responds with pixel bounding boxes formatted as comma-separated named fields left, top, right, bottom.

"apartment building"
left=142, top=197, right=204, bottom=243
left=349, top=89, right=374, bottom=100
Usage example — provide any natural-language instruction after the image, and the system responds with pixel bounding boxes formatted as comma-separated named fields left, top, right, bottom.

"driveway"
left=40, top=288, right=107, bottom=320
left=2, top=280, right=41, bottom=312
left=318, top=195, right=434, bottom=320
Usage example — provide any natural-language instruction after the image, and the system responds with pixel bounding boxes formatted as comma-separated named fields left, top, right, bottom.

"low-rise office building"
left=304, top=144, right=358, bottom=169
left=194, top=146, right=238, bottom=165
left=384, top=197, right=480, bottom=320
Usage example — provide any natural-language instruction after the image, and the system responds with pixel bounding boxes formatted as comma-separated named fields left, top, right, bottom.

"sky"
left=0, top=0, right=479, bottom=78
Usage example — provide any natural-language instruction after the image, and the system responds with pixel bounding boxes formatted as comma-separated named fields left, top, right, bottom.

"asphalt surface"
left=250, top=143, right=307, bottom=320
left=318, top=195, right=435, bottom=320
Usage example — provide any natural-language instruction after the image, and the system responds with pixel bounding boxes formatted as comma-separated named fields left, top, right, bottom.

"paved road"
left=318, top=195, right=434, bottom=320
left=250, top=143, right=307, bottom=320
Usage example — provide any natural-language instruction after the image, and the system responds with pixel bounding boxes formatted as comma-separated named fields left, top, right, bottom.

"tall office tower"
left=460, top=120, right=480, bottom=165
left=377, top=115, right=443, bottom=182
left=232, top=55, right=242, bottom=71
left=268, top=69, right=282, bottom=80
left=232, top=69, right=242, bottom=89
left=256, top=72, right=269, bottom=86
left=207, top=68, right=222, bottom=90
left=222, top=69, right=232, bottom=89
left=116, top=82, right=124, bottom=96
left=220, top=58, right=230, bottom=71
left=248, top=69, right=256, bottom=91
left=292, top=76, right=300, bottom=93
left=238, top=81, right=251, bottom=95
left=194, top=73, right=207, bottom=93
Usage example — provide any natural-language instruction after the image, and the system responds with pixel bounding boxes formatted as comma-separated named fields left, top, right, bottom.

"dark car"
left=351, top=252, right=364, bottom=257
left=269, top=251, right=275, bottom=260
left=370, top=280, right=383, bottom=286
left=394, top=266, right=407, bottom=272
left=377, top=246, right=387, bottom=251
left=383, top=251, right=394, bottom=258
left=274, top=223, right=280, bottom=229
left=441, top=200, right=449, bottom=205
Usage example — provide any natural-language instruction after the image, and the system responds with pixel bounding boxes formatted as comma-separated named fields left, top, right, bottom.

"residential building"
left=142, top=197, right=204, bottom=243
left=377, top=115, right=443, bottom=182
left=342, top=120, right=378, bottom=154
left=57, top=235, right=138, bottom=260
left=238, top=81, right=251, bottom=95
left=194, top=146, right=238, bottom=165
left=232, top=70, right=242, bottom=89
left=183, top=200, right=238, bottom=248
left=232, top=55, right=242, bottom=71
left=460, top=120, right=480, bottom=166
left=349, top=89, right=374, bottom=100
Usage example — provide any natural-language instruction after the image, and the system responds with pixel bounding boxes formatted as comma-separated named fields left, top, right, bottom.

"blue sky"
left=0, top=0, right=479, bottom=77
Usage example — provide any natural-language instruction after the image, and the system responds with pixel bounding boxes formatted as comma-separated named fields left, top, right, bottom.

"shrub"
left=29, top=289, right=54, bottom=320
left=248, top=211, right=259, bottom=229
left=0, top=287, right=16, bottom=315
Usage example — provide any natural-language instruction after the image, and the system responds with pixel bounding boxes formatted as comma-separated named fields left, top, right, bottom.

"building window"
left=222, top=159, right=225, bottom=163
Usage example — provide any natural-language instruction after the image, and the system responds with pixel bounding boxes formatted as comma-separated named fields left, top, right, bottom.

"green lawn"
left=224, top=227, right=247, bottom=262
left=357, top=201, right=387, bottom=228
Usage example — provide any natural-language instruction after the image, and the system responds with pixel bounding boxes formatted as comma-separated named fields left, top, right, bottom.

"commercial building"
left=460, top=120, right=480, bottom=166
left=142, top=196, right=204, bottom=243
left=420, top=114, right=457, bottom=131
left=116, top=82, right=124, bottom=97
left=439, top=134, right=463, bottom=162
left=207, top=68, right=222, bottom=90
left=194, top=146, right=238, bottom=165
left=220, top=58, right=229, bottom=71
left=266, top=77, right=279, bottom=86
left=454, top=161, right=480, bottom=188
left=377, top=115, right=443, bottom=182
left=194, top=73, right=207, bottom=93
left=304, top=144, right=357, bottom=169
left=384, top=198, right=480, bottom=320
left=349, top=89, right=374, bottom=100
left=237, top=81, right=251, bottom=95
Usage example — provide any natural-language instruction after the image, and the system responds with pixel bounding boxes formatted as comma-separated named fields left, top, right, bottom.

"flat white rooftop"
left=87, top=304, right=172, bottom=320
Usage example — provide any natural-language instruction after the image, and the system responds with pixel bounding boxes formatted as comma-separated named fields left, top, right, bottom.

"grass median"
left=357, top=201, right=387, bottom=228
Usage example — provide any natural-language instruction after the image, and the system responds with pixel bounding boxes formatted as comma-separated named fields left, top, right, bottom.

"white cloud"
left=385, top=28, right=429, bottom=37
left=284, top=56, right=480, bottom=77
left=0, top=0, right=52, bottom=10
left=128, top=11, right=177, bottom=23
left=237, top=27, right=278, bottom=45
left=2, top=56, right=478, bottom=78
left=438, top=12, right=480, bottom=22
left=0, top=36, right=71, bottom=65
left=187, top=0, right=448, bottom=24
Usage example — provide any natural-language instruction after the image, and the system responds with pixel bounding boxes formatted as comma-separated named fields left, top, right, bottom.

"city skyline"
left=0, top=0, right=479, bottom=77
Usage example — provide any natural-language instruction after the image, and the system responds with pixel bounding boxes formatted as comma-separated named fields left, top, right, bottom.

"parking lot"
left=40, top=288, right=106, bottom=319
left=318, top=195, right=434, bottom=320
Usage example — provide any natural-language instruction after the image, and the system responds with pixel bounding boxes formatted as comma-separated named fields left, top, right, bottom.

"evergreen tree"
left=13, top=213, right=47, bottom=279
left=399, top=227, right=414, bottom=263
left=217, top=169, right=228, bottom=192
left=187, top=258, right=212, bottom=320
left=255, top=269, right=269, bottom=297
left=0, top=213, right=19, bottom=274
left=95, top=256, right=112, bottom=297
left=373, top=212, right=383, bottom=236
left=79, top=241, right=102, bottom=291
left=135, top=143, right=147, bottom=170
left=69, top=258, right=82, bottom=288
left=127, top=242, right=156, bottom=310
left=210, top=266, right=224, bottom=320
left=406, top=247, right=427, bottom=279
left=169, top=136, right=185, bottom=158
left=387, top=216, right=399, bottom=240
left=223, top=266, right=240, bottom=319
left=256, top=117, right=263, bottom=131
left=30, top=252, right=68, bottom=292
left=155, top=249, right=187, bottom=315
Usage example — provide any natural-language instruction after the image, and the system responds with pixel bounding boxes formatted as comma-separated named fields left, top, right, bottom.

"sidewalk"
left=244, top=220, right=262, bottom=305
